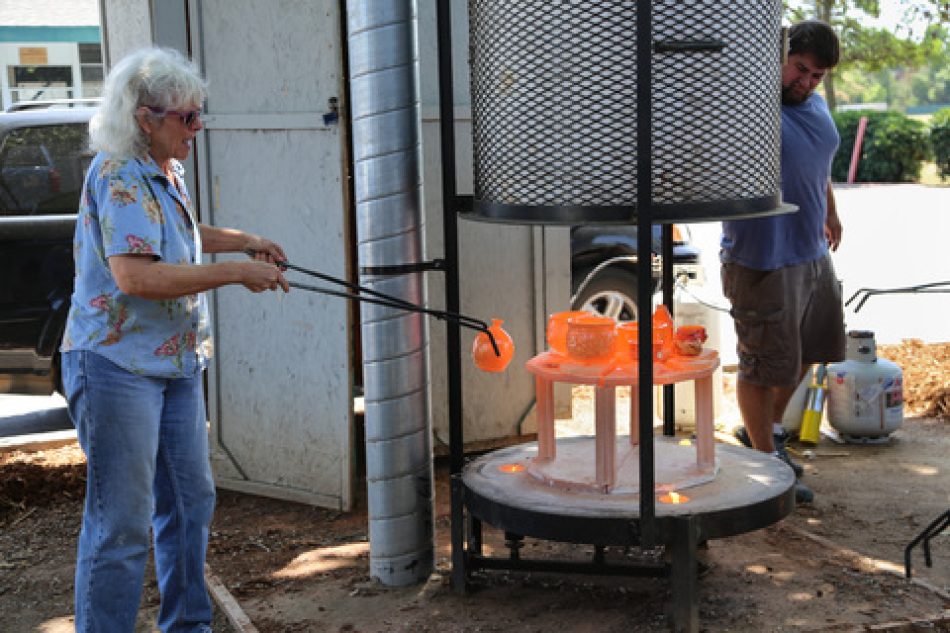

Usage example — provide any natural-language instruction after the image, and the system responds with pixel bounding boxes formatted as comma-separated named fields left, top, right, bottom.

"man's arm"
left=824, top=180, right=842, bottom=251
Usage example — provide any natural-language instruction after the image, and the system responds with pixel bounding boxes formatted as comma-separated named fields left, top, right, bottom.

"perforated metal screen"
left=468, top=1, right=787, bottom=223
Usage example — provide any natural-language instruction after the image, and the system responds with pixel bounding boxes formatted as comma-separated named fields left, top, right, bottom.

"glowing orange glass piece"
left=472, top=318, right=515, bottom=372
left=658, top=491, right=690, bottom=504
left=498, top=463, right=526, bottom=473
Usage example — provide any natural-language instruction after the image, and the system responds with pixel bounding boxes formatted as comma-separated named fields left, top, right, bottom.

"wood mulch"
left=878, top=339, right=950, bottom=420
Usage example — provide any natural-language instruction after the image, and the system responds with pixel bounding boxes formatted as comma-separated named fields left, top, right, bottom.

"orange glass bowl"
left=472, top=318, right=515, bottom=372
left=546, top=310, right=588, bottom=355
left=565, top=314, right=616, bottom=363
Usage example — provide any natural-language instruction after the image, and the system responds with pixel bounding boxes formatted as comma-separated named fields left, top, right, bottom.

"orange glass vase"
left=472, top=318, right=515, bottom=372
left=652, top=305, right=675, bottom=361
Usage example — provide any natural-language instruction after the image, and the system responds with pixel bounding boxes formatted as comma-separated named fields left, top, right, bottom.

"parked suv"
left=571, top=224, right=701, bottom=322
left=0, top=107, right=94, bottom=394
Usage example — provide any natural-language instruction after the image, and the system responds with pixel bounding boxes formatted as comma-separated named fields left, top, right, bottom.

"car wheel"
left=572, top=268, right=639, bottom=322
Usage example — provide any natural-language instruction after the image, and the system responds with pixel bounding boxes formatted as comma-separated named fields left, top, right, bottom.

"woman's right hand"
left=239, top=260, right=290, bottom=293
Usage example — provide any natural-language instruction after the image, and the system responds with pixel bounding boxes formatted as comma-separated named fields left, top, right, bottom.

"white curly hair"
left=89, top=47, right=207, bottom=158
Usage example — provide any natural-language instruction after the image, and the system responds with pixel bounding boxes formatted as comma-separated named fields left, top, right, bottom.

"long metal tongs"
left=248, top=250, right=500, bottom=356
left=845, top=280, right=950, bottom=313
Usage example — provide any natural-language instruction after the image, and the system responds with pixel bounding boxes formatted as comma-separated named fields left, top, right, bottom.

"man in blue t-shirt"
left=720, top=20, right=846, bottom=504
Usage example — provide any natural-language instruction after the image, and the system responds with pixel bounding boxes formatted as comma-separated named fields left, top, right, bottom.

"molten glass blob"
left=472, top=318, right=515, bottom=372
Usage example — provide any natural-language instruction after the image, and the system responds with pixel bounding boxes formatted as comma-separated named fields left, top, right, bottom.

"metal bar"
left=286, top=282, right=495, bottom=353
left=467, top=514, right=483, bottom=556
left=662, top=224, right=675, bottom=436
left=468, top=554, right=668, bottom=578
left=437, top=0, right=467, bottom=593
left=654, top=39, right=726, bottom=53
left=670, top=516, right=700, bottom=633
left=636, top=0, right=657, bottom=549
left=905, top=508, right=950, bottom=578
left=450, top=473, right=467, bottom=592
left=359, top=259, right=446, bottom=275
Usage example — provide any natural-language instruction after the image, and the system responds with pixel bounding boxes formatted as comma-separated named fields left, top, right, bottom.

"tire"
left=572, top=268, right=640, bottom=322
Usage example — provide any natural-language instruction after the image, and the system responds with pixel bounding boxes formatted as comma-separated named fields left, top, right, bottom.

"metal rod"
left=662, top=224, right=675, bottom=436
left=437, top=0, right=468, bottom=594
left=468, top=554, right=668, bottom=578
left=904, top=508, right=950, bottom=578
left=636, top=0, right=657, bottom=549
left=286, top=281, right=498, bottom=355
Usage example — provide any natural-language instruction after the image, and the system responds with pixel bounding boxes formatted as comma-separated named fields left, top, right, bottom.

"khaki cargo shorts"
left=721, top=254, right=846, bottom=387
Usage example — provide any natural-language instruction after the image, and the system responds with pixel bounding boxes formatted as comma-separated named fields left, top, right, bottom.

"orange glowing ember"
left=498, top=463, right=525, bottom=474
left=658, top=491, right=690, bottom=504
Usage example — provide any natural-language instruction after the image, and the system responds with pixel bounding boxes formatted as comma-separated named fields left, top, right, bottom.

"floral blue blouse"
left=62, top=153, right=213, bottom=378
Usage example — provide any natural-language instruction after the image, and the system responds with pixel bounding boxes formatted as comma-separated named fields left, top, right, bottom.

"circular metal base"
left=462, top=439, right=795, bottom=545
left=527, top=436, right=717, bottom=494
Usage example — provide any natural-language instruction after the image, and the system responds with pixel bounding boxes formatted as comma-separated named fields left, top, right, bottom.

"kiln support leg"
left=669, top=515, right=700, bottom=633
left=451, top=474, right=468, bottom=593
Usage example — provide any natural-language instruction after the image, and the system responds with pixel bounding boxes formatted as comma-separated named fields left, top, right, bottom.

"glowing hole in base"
left=678, top=439, right=692, bottom=446
left=658, top=491, right=690, bottom=504
left=498, top=463, right=526, bottom=474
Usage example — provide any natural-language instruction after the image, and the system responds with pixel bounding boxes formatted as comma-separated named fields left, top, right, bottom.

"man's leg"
left=736, top=379, right=776, bottom=453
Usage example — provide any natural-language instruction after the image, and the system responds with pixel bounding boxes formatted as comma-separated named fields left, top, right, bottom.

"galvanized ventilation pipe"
left=345, top=0, right=434, bottom=586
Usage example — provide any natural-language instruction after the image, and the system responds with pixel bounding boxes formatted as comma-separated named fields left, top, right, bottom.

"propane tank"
left=826, top=330, right=903, bottom=442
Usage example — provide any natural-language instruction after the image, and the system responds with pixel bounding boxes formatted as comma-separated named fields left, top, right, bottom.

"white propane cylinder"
left=826, top=330, right=904, bottom=442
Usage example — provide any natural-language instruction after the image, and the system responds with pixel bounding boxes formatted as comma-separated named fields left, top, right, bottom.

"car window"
left=0, top=123, right=89, bottom=216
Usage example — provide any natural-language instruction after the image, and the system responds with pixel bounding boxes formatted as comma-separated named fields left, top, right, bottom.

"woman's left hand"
left=245, top=235, right=287, bottom=265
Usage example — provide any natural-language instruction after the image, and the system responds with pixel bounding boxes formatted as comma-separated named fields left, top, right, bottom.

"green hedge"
left=932, top=107, right=950, bottom=180
left=831, top=110, right=930, bottom=183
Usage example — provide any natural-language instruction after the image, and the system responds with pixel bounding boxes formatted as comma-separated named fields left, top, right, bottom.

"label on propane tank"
left=828, top=372, right=902, bottom=425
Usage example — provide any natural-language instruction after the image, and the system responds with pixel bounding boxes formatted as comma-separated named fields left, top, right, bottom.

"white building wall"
left=99, top=0, right=150, bottom=67
left=0, top=42, right=84, bottom=108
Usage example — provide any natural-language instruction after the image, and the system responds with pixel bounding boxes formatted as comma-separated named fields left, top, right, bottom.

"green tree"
left=784, top=1, right=949, bottom=110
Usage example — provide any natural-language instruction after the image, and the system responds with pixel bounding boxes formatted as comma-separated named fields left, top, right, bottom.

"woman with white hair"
left=61, top=47, right=288, bottom=631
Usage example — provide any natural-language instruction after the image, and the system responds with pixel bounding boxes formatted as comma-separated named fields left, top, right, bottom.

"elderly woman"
left=61, top=47, right=287, bottom=632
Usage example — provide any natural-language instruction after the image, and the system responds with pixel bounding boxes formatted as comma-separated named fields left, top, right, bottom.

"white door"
left=190, top=0, right=353, bottom=510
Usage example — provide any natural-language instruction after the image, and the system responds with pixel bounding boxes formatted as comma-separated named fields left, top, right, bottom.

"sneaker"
left=734, top=427, right=804, bottom=478
left=775, top=446, right=805, bottom=479
left=794, top=481, right=815, bottom=504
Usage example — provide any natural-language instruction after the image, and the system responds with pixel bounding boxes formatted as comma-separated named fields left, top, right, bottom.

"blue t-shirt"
left=721, top=93, right=840, bottom=270
left=62, top=153, right=213, bottom=378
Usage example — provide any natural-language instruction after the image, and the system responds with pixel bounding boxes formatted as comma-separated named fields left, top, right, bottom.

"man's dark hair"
left=788, top=20, right=840, bottom=68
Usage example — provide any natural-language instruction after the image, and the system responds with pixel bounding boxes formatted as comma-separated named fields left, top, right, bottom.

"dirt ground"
left=2, top=342, right=949, bottom=632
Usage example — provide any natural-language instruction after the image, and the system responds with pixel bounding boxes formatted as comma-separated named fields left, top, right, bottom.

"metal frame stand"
left=436, top=2, right=697, bottom=630
left=905, top=508, right=950, bottom=578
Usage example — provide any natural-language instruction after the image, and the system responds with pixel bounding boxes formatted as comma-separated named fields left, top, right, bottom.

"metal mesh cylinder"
left=468, top=0, right=790, bottom=224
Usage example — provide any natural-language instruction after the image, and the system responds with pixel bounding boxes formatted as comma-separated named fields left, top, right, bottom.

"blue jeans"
left=63, top=350, right=215, bottom=633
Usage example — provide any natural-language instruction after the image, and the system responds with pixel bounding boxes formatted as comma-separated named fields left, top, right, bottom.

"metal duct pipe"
left=345, top=0, right=433, bottom=586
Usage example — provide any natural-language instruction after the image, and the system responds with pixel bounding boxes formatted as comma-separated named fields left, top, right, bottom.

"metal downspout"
left=345, top=0, right=434, bottom=586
